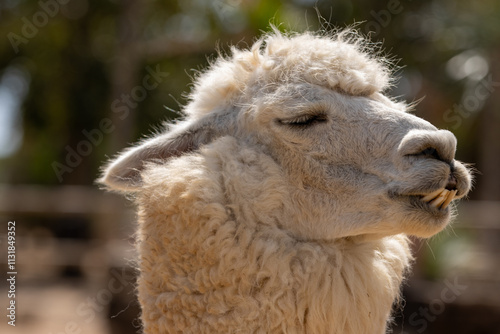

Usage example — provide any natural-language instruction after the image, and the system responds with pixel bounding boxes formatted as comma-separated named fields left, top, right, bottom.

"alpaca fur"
left=101, top=28, right=472, bottom=334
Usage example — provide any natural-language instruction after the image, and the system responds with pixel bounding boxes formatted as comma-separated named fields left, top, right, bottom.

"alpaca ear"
left=100, top=117, right=224, bottom=192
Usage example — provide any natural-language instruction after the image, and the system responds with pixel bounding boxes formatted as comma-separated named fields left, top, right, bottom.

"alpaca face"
left=243, top=84, right=472, bottom=238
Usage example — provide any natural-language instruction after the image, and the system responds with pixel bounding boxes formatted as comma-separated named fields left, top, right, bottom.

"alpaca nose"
left=398, top=129, right=457, bottom=165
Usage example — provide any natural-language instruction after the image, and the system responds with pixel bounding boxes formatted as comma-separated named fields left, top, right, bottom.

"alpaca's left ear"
left=100, top=113, right=230, bottom=192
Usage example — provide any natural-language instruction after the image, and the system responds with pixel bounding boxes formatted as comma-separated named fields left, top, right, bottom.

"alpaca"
left=100, top=28, right=472, bottom=334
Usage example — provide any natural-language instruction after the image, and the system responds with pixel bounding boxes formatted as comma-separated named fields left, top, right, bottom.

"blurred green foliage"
left=0, top=0, right=499, bottom=199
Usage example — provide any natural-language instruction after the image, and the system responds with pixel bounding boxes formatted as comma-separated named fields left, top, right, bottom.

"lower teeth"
left=421, top=188, right=457, bottom=209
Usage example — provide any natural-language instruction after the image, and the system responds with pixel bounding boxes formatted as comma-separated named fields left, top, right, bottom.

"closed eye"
left=278, top=113, right=328, bottom=127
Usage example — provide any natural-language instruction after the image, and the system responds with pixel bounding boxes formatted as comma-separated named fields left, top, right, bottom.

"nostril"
left=399, top=129, right=458, bottom=164
left=419, top=147, right=442, bottom=161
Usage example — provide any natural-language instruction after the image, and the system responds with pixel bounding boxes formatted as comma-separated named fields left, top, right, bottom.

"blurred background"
left=0, top=0, right=499, bottom=333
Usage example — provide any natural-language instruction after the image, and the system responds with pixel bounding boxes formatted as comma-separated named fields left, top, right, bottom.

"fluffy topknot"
left=185, top=28, right=392, bottom=119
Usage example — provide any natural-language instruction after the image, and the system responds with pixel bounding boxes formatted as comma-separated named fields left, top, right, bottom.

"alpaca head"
left=101, top=29, right=472, bottom=240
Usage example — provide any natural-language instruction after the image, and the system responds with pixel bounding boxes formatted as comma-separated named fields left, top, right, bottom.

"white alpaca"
left=101, top=29, right=472, bottom=334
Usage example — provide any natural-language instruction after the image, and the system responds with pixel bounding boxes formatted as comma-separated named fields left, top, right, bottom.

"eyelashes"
left=278, top=113, right=329, bottom=127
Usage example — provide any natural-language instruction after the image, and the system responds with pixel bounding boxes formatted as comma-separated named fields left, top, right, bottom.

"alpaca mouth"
left=397, top=171, right=462, bottom=213
left=417, top=173, right=460, bottom=211
left=419, top=187, right=457, bottom=210
left=395, top=183, right=460, bottom=214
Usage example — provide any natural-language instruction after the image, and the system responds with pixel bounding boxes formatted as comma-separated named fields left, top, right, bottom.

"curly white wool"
left=99, top=28, right=437, bottom=334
